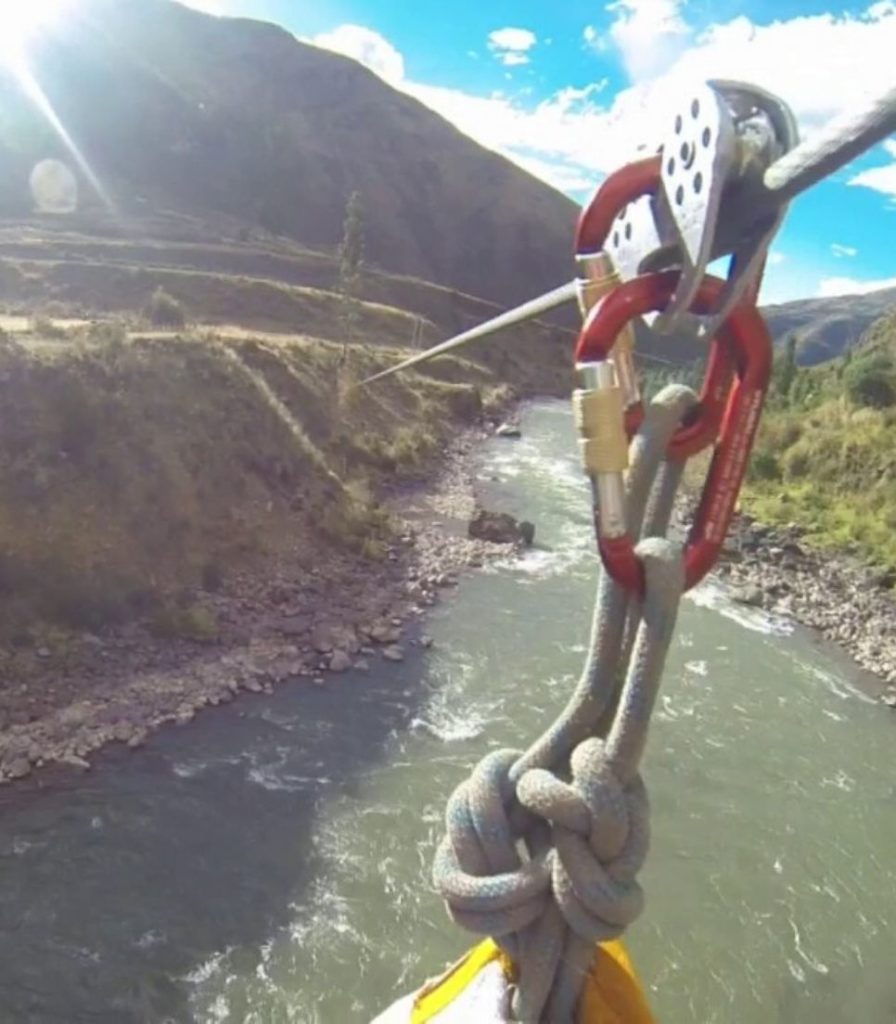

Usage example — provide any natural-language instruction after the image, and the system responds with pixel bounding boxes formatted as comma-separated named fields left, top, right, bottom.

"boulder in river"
left=328, top=649, right=352, bottom=673
left=468, top=509, right=535, bottom=547
left=495, top=423, right=521, bottom=439
left=367, top=622, right=401, bottom=645
left=732, top=584, right=764, bottom=608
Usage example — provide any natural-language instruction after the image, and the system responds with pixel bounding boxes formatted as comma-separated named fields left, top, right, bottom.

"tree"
left=337, top=191, right=365, bottom=362
left=773, top=334, right=798, bottom=400
left=333, top=192, right=366, bottom=472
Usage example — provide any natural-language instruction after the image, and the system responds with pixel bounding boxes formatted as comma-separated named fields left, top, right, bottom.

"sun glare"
left=0, top=0, right=73, bottom=66
left=0, top=0, right=111, bottom=211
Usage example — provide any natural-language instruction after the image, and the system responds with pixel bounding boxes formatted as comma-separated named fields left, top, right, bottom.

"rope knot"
left=516, top=737, right=648, bottom=942
left=433, top=749, right=552, bottom=938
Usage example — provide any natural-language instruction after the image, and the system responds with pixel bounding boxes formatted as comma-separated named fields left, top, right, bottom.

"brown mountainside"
left=0, top=0, right=578, bottom=310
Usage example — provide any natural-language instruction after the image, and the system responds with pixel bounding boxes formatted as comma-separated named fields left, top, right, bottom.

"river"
left=0, top=400, right=894, bottom=1023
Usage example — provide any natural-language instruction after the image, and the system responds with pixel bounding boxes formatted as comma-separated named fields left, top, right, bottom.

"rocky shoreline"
left=3, top=415, right=895, bottom=786
left=712, top=512, right=896, bottom=704
left=0, top=426, right=515, bottom=786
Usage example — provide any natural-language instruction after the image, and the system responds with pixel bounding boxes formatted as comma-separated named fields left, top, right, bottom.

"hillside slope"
left=745, top=304, right=896, bottom=571
left=0, top=0, right=578, bottom=310
left=0, top=307, right=575, bottom=639
left=763, top=287, right=896, bottom=365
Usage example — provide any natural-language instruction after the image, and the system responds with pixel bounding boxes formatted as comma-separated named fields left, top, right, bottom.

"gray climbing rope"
left=432, top=383, right=698, bottom=1022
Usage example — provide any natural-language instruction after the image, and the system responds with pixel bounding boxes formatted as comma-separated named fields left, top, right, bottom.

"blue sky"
left=186, top=0, right=896, bottom=305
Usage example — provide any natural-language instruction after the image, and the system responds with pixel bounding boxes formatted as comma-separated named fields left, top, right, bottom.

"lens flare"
left=0, top=0, right=111, bottom=211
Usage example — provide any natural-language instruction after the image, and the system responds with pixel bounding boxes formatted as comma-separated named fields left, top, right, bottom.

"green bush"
left=845, top=355, right=896, bottom=409
left=782, top=446, right=810, bottom=480
left=145, top=287, right=186, bottom=328
left=748, top=450, right=781, bottom=482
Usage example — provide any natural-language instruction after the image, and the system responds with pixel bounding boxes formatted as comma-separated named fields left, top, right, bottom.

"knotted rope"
left=432, top=384, right=698, bottom=1022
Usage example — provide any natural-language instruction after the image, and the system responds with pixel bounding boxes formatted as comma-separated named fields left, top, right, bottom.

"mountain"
left=762, top=287, right=896, bottom=365
left=2, top=0, right=891, bottom=372
left=0, top=0, right=578, bottom=311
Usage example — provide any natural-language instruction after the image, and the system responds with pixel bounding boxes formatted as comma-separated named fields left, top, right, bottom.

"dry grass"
left=0, top=323, right=505, bottom=634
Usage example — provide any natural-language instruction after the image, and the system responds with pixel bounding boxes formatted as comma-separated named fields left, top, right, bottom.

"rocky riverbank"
left=6, top=409, right=896, bottom=786
left=0, top=427, right=516, bottom=786
left=712, top=512, right=896, bottom=704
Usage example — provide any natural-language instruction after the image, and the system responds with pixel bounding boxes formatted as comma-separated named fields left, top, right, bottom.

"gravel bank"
left=0, top=426, right=515, bottom=785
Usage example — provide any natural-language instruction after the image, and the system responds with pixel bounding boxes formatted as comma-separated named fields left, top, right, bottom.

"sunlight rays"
left=0, top=0, right=112, bottom=211
left=0, top=0, right=74, bottom=67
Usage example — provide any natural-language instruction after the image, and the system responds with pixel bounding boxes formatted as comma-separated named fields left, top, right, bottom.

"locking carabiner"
left=574, top=272, right=772, bottom=595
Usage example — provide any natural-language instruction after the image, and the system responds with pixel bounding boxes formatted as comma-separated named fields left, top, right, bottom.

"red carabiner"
left=576, top=156, right=661, bottom=255
left=575, top=158, right=734, bottom=458
left=575, top=272, right=772, bottom=594
left=577, top=272, right=735, bottom=461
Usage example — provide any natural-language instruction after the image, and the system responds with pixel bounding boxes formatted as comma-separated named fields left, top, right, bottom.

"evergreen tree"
left=337, top=191, right=365, bottom=362
left=776, top=334, right=798, bottom=400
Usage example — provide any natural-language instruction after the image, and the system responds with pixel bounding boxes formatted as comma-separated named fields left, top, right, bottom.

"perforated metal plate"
left=654, top=83, right=738, bottom=330
left=591, top=82, right=798, bottom=343
left=604, top=195, right=663, bottom=285
left=604, top=194, right=665, bottom=325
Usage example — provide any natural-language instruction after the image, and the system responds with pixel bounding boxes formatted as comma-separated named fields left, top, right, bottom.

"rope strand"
left=433, top=384, right=698, bottom=1021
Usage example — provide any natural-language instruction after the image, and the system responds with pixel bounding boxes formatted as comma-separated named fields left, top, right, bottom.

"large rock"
left=328, top=649, right=352, bottom=673
left=5, top=757, right=31, bottom=779
left=312, top=623, right=359, bottom=655
left=732, top=584, right=764, bottom=608
left=367, top=622, right=401, bottom=645
left=496, top=423, right=521, bottom=439
left=468, top=509, right=535, bottom=546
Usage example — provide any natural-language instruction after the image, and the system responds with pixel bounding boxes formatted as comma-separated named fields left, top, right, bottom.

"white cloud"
left=831, top=243, right=858, bottom=258
left=851, top=168, right=896, bottom=196
left=583, top=25, right=603, bottom=51
left=817, top=275, right=896, bottom=297
left=308, top=5, right=896, bottom=215
left=607, top=0, right=689, bottom=81
left=500, top=52, right=530, bottom=67
left=488, top=28, right=537, bottom=52
left=638, top=4, right=896, bottom=135
left=487, top=27, right=537, bottom=66
left=308, top=25, right=623, bottom=194
left=311, top=24, right=405, bottom=85
left=768, top=251, right=786, bottom=265
left=849, top=141, right=896, bottom=198
left=405, top=78, right=643, bottom=194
